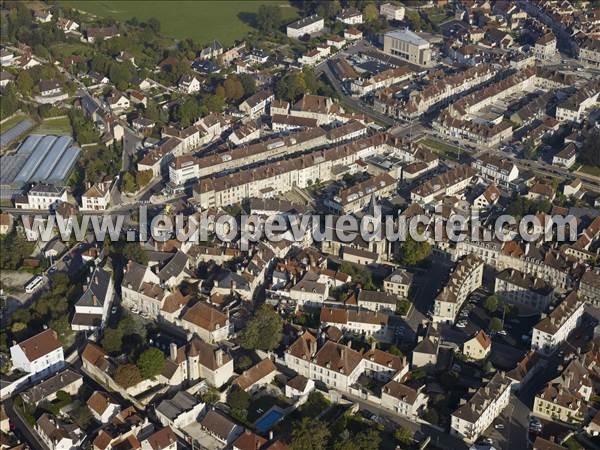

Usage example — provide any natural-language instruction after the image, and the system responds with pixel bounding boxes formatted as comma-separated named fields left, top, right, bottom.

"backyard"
left=60, top=0, right=299, bottom=46
left=32, top=116, right=73, bottom=136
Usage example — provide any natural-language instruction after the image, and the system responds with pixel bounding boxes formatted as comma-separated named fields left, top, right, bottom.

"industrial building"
left=0, top=134, right=81, bottom=200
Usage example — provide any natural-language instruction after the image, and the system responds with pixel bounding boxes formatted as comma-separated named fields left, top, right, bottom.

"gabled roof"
left=182, top=301, right=228, bottom=331
left=233, top=358, right=277, bottom=391
left=15, top=329, right=62, bottom=361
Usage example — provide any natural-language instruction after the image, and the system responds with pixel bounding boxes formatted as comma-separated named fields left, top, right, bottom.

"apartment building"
left=472, top=153, right=519, bottom=187
left=555, top=80, right=600, bottom=123
left=81, top=181, right=111, bottom=211
left=531, top=291, right=584, bottom=355
left=383, top=29, right=432, bottom=66
left=495, top=269, right=554, bottom=312
left=394, top=65, right=496, bottom=120
left=579, top=270, right=600, bottom=307
left=578, top=38, right=600, bottom=69
left=325, top=173, right=396, bottom=214
left=381, top=382, right=428, bottom=419
left=194, top=133, right=391, bottom=209
left=380, top=3, right=405, bottom=21
left=451, top=372, right=513, bottom=443
left=287, top=15, right=324, bottom=39
left=552, top=143, right=577, bottom=168
left=337, top=8, right=363, bottom=25
left=320, top=306, right=393, bottom=343
left=20, top=184, right=68, bottom=211
left=169, top=127, right=327, bottom=186
left=290, top=94, right=345, bottom=125
left=351, top=66, right=415, bottom=97
left=411, top=165, right=476, bottom=205
left=534, top=33, right=558, bottom=62
left=10, top=329, right=65, bottom=379
left=383, top=269, right=413, bottom=298
left=433, top=255, right=484, bottom=324
left=533, top=356, right=596, bottom=424
left=121, top=260, right=165, bottom=319
left=239, top=90, right=274, bottom=118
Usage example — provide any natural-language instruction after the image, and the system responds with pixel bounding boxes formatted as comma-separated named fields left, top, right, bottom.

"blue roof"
left=31, top=136, right=72, bottom=181
left=0, top=119, right=35, bottom=147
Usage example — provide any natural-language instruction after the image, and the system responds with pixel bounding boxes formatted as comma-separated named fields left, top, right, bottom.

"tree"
left=122, top=171, right=136, bottom=193
left=394, top=427, right=413, bottom=446
left=424, top=408, right=439, bottom=425
left=136, top=347, right=165, bottom=379
left=489, top=317, right=503, bottom=333
left=223, top=75, right=244, bottom=101
left=240, top=304, right=283, bottom=351
left=238, top=73, right=256, bottom=97
left=400, top=235, right=431, bottom=266
left=276, top=71, right=307, bottom=103
left=122, top=242, right=148, bottom=265
left=256, top=4, right=283, bottom=35
left=354, top=430, right=381, bottom=450
left=300, top=391, right=329, bottom=418
left=135, top=170, right=153, bottom=189
left=201, top=386, right=220, bottom=404
left=290, top=418, right=330, bottom=450
left=102, top=328, right=124, bottom=353
left=147, top=17, right=161, bottom=33
left=16, top=71, right=34, bottom=95
left=237, top=355, right=253, bottom=371
left=580, top=130, right=600, bottom=167
left=388, top=345, right=403, bottom=357
left=115, top=364, right=142, bottom=388
left=227, top=385, right=251, bottom=411
left=484, top=295, right=499, bottom=313
left=363, top=3, right=378, bottom=21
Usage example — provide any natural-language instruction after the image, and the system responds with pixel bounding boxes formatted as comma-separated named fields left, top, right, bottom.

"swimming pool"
left=254, top=408, right=284, bottom=433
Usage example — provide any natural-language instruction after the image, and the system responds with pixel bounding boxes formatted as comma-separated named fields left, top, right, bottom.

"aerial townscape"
left=0, top=1, right=600, bottom=450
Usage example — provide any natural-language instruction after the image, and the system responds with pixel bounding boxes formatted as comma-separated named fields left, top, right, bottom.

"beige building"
left=381, top=381, right=428, bottom=419
left=495, top=269, right=554, bottom=312
left=380, top=3, right=405, bottom=21
left=383, top=29, right=432, bottom=66
left=451, top=372, right=513, bottom=443
left=433, top=254, right=484, bottom=324
left=463, top=330, right=492, bottom=361
left=383, top=269, right=413, bottom=298
left=578, top=38, right=600, bottom=69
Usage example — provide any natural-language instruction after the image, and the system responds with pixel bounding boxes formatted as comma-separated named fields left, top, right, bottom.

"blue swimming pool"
left=255, top=408, right=284, bottom=433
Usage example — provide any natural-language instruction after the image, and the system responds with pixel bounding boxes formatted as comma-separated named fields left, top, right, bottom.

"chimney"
left=309, top=338, right=317, bottom=356
left=269, top=431, right=274, bottom=441
left=215, top=348, right=224, bottom=366
left=347, top=340, right=352, bottom=349
left=170, top=343, right=178, bottom=361
left=371, top=340, right=376, bottom=351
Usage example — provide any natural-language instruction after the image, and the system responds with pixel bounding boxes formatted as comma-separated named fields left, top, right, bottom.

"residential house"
left=71, top=266, right=114, bottom=331
left=463, top=330, right=492, bottom=361
left=81, top=182, right=111, bottom=211
left=337, top=8, right=363, bottom=25
left=233, top=358, right=278, bottom=393
left=36, top=413, right=83, bottom=450
left=87, top=391, right=120, bottom=423
left=10, top=329, right=64, bottom=379
left=381, top=381, right=428, bottom=419
left=199, top=411, right=243, bottom=446
left=180, top=302, right=232, bottom=343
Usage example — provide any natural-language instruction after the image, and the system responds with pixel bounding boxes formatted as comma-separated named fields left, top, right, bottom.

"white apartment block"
left=578, top=39, right=600, bottom=69
left=287, top=15, right=324, bottom=39
left=495, top=269, right=554, bottom=312
left=472, top=153, right=519, bottom=187
left=380, top=3, right=405, bottom=21
left=381, top=381, right=428, bottom=419
left=81, top=182, right=111, bottom=211
left=451, top=372, right=513, bottom=443
left=22, top=184, right=68, bottom=211
left=195, top=133, right=391, bottom=209
left=10, top=329, right=65, bottom=379
left=411, top=165, right=476, bottom=205
left=433, top=255, right=484, bottom=324
left=531, top=291, right=584, bottom=355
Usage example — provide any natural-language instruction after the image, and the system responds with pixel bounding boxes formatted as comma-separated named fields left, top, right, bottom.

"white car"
left=498, top=330, right=507, bottom=336
left=456, top=322, right=467, bottom=328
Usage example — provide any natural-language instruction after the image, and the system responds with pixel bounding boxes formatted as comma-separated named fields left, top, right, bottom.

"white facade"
left=287, top=15, right=324, bottom=39
left=531, top=293, right=584, bottom=355
left=10, top=330, right=64, bottom=379
left=380, top=3, right=405, bottom=21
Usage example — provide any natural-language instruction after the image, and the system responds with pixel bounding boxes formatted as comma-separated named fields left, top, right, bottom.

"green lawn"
left=32, top=117, right=73, bottom=136
left=50, top=41, right=93, bottom=58
left=576, top=164, right=600, bottom=177
left=417, top=137, right=463, bottom=160
left=60, top=0, right=298, bottom=46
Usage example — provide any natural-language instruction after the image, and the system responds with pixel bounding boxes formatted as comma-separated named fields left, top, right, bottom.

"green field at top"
left=60, top=0, right=299, bottom=46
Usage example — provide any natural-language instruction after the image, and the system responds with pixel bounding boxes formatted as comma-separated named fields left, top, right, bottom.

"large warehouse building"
left=0, top=134, right=81, bottom=200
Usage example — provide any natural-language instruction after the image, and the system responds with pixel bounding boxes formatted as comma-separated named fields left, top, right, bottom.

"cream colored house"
left=463, top=330, right=492, bottom=361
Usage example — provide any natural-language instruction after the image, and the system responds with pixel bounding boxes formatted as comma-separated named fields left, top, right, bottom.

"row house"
left=534, top=355, right=596, bottom=424
left=320, top=306, right=393, bottom=343
left=351, top=66, right=415, bottom=97
left=555, top=79, right=600, bottom=123
left=433, top=255, right=484, bottom=324
left=579, top=270, right=600, bottom=307
left=169, top=127, right=327, bottom=186
left=451, top=372, right=513, bottom=443
left=325, top=173, right=396, bottom=214
left=290, top=94, right=345, bottom=125
left=357, top=290, right=399, bottom=314
left=194, top=133, right=392, bottom=209
left=577, top=38, right=600, bottom=69
left=394, top=65, right=496, bottom=119
left=495, top=268, right=554, bottom=313
left=472, top=153, right=519, bottom=187
left=285, top=333, right=407, bottom=392
left=531, top=291, right=585, bottom=355
left=381, top=381, right=428, bottom=419
left=162, top=124, right=209, bottom=154
left=411, top=165, right=477, bottom=205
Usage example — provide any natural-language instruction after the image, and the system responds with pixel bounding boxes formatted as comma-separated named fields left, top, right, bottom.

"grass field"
left=418, top=137, right=463, bottom=160
left=576, top=164, right=600, bottom=177
left=60, top=0, right=298, bottom=46
left=32, top=116, right=73, bottom=136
